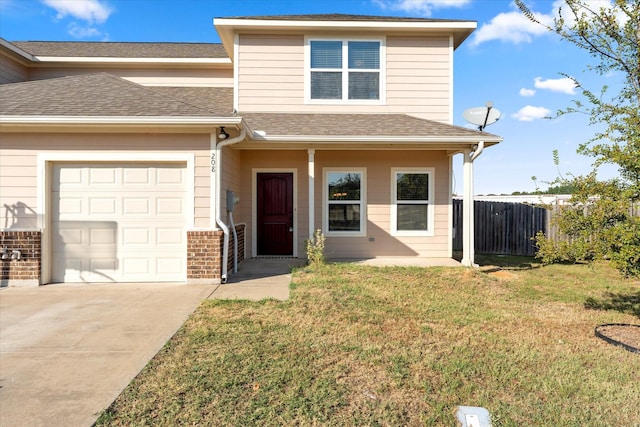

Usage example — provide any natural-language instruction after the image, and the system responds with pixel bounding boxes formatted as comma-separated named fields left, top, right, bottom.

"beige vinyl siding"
left=236, top=147, right=450, bottom=259
left=236, top=34, right=451, bottom=122
left=315, top=149, right=450, bottom=258
left=27, top=67, right=233, bottom=87
left=237, top=34, right=305, bottom=112
left=0, top=149, right=38, bottom=228
left=0, top=54, right=29, bottom=84
left=386, top=36, right=450, bottom=121
left=0, top=133, right=211, bottom=230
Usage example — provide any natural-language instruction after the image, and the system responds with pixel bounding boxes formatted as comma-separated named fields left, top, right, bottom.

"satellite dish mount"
left=463, top=102, right=501, bottom=132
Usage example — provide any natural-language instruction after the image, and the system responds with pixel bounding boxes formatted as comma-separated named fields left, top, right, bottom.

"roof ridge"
left=12, top=40, right=222, bottom=45
left=218, top=13, right=474, bottom=22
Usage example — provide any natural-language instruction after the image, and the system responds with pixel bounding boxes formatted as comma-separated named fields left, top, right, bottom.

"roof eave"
left=0, top=115, right=242, bottom=133
left=247, top=134, right=501, bottom=144
left=214, top=17, right=476, bottom=58
left=0, top=38, right=36, bottom=64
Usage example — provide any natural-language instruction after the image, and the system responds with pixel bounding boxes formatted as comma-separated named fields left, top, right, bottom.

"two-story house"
left=0, top=14, right=501, bottom=286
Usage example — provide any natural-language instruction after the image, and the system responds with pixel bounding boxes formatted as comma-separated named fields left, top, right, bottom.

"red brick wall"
left=1, top=230, right=41, bottom=286
left=187, top=230, right=223, bottom=283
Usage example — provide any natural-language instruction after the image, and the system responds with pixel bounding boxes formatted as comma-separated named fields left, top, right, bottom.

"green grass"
left=96, top=257, right=640, bottom=426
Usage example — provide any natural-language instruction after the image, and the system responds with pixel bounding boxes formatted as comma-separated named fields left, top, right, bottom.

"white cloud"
left=42, top=0, right=112, bottom=24
left=472, top=0, right=624, bottom=47
left=373, top=0, right=471, bottom=16
left=470, top=10, right=551, bottom=46
left=519, top=88, right=536, bottom=97
left=534, top=76, right=576, bottom=94
left=511, top=105, right=551, bottom=122
left=67, top=23, right=102, bottom=38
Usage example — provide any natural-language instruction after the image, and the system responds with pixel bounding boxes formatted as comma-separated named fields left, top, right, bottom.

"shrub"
left=305, top=229, right=325, bottom=266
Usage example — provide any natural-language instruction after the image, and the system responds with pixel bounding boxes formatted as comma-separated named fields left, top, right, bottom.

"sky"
left=0, top=0, right=623, bottom=195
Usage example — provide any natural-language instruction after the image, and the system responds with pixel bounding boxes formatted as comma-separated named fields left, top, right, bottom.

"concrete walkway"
left=210, top=257, right=306, bottom=301
left=0, top=282, right=213, bottom=427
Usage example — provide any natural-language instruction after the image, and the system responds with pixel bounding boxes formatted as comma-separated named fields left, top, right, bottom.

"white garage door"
left=52, top=163, right=187, bottom=283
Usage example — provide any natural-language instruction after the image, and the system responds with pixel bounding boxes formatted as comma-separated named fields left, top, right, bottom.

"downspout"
left=215, top=128, right=246, bottom=283
left=461, top=141, right=485, bottom=268
left=470, top=141, right=484, bottom=162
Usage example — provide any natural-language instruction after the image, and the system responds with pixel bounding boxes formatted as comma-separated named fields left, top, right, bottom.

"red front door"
left=257, top=173, right=294, bottom=256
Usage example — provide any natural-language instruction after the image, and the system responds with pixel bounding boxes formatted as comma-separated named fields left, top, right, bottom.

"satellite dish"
left=463, top=102, right=501, bottom=131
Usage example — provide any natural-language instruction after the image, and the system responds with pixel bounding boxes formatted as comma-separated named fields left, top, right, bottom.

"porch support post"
left=461, top=149, right=476, bottom=267
left=308, top=148, right=315, bottom=238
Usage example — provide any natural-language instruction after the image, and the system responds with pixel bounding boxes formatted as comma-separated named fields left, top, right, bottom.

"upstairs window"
left=307, top=39, right=384, bottom=103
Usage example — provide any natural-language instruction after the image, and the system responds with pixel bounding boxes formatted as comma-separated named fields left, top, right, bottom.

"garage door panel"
left=89, top=198, right=117, bottom=215
left=52, top=163, right=187, bottom=283
left=157, top=228, right=183, bottom=245
left=55, top=198, right=84, bottom=216
left=157, top=258, right=183, bottom=274
left=90, top=227, right=117, bottom=245
left=55, top=167, right=83, bottom=185
left=122, top=258, right=150, bottom=275
left=156, top=197, right=184, bottom=215
left=157, top=167, right=184, bottom=185
left=123, top=227, right=151, bottom=245
left=123, top=198, right=150, bottom=215
left=89, top=168, right=117, bottom=185
left=123, top=168, right=151, bottom=184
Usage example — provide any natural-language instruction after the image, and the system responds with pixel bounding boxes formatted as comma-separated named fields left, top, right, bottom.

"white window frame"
left=390, top=167, right=435, bottom=237
left=304, top=36, right=386, bottom=105
left=323, top=168, right=367, bottom=237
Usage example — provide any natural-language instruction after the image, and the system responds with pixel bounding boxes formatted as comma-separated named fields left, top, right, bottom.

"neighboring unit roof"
left=152, top=87, right=234, bottom=116
left=0, top=73, right=226, bottom=117
left=10, top=41, right=228, bottom=59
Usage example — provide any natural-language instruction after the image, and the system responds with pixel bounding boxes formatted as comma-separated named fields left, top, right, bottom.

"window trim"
left=390, top=167, right=435, bottom=237
left=304, top=36, right=386, bottom=105
left=323, top=168, right=367, bottom=237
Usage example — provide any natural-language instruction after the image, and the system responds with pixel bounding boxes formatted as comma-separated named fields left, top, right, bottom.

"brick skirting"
left=1, top=228, right=243, bottom=286
left=187, top=230, right=223, bottom=284
left=1, top=230, right=41, bottom=287
left=187, top=225, right=245, bottom=284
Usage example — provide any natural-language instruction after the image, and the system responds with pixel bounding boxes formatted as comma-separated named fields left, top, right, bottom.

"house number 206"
left=210, top=153, right=216, bottom=173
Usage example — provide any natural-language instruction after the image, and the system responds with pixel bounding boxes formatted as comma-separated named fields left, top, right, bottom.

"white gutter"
left=249, top=134, right=500, bottom=144
left=214, top=128, right=246, bottom=283
left=33, top=56, right=231, bottom=65
left=0, top=116, right=243, bottom=126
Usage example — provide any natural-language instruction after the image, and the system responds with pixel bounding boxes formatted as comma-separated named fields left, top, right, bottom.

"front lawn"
left=96, top=257, right=640, bottom=426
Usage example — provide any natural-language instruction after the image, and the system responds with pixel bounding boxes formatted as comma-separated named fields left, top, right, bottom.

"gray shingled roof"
left=11, top=41, right=228, bottom=58
left=0, top=73, right=225, bottom=116
left=242, top=112, right=497, bottom=140
left=220, top=13, right=472, bottom=23
left=153, top=87, right=233, bottom=116
left=0, top=72, right=498, bottom=142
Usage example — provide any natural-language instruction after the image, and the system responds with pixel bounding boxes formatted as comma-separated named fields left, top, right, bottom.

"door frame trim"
left=252, top=168, right=297, bottom=258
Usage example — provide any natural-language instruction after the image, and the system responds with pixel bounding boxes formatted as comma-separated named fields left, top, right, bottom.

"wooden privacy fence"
left=452, top=199, right=547, bottom=256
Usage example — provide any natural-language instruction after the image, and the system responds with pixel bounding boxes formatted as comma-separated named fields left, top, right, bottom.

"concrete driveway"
left=0, top=282, right=214, bottom=427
